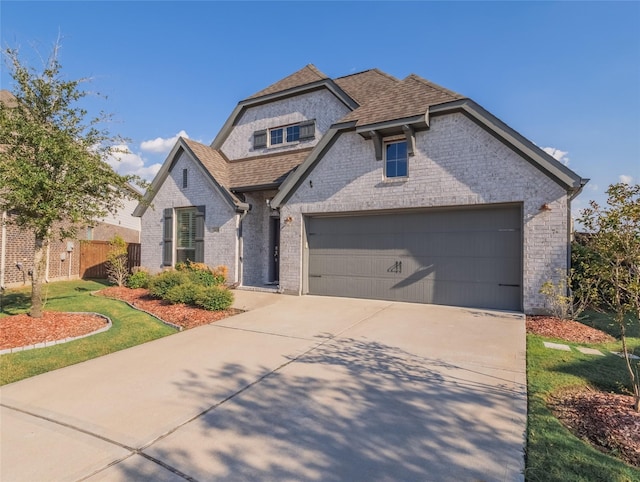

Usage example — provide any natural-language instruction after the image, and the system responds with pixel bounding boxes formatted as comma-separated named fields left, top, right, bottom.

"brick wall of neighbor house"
left=220, top=90, right=351, bottom=160
left=140, top=151, right=239, bottom=280
left=2, top=216, right=80, bottom=288
left=279, top=112, right=569, bottom=313
left=241, top=190, right=278, bottom=286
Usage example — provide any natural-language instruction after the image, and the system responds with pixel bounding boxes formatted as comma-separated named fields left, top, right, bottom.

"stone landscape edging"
left=91, top=291, right=184, bottom=332
left=0, top=312, right=112, bottom=356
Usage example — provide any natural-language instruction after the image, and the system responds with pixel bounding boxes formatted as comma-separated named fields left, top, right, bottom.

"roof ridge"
left=333, top=68, right=399, bottom=83
left=246, top=64, right=329, bottom=100
left=404, top=73, right=465, bottom=99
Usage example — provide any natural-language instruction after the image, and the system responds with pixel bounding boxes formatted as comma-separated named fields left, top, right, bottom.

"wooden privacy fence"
left=80, top=241, right=141, bottom=279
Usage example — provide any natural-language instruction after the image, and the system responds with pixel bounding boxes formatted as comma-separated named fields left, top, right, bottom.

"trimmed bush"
left=164, top=282, right=203, bottom=305
left=127, top=269, right=151, bottom=289
left=148, top=270, right=190, bottom=299
left=194, top=285, right=234, bottom=311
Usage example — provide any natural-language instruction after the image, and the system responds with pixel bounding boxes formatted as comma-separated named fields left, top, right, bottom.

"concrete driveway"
left=0, top=292, right=526, bottom=481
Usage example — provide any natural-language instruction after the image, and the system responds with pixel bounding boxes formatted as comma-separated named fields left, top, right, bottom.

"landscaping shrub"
left=164, top=282, right=203, bottom=305
left=175, top=261, right=227, bottom=286
left=127, top=269, right=151, bottom=289
left=194, top=285, right=234, bottom=311
left=148, top=270, right=190, bottom=299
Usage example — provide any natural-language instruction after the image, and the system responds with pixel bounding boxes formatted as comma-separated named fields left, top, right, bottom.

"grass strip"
left=0, top=280, right=176, bottom=385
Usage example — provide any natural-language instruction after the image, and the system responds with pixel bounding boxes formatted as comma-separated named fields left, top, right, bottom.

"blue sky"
left=2, top=1, right=639, bottom=220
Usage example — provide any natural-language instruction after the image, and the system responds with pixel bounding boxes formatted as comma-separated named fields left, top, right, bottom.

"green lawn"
left=526, top=313, right=640, bottom=481
left=0, top=280, right=177, bottom=385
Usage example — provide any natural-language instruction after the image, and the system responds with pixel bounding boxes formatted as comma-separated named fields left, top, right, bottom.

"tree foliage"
left=0, top=42, right=144, bottom=317
left=579, top=182, right=640, bottom=411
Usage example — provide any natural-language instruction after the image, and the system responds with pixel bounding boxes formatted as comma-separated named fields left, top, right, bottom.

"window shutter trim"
left=253, top=129, right=267, bottom=148
left=299, top=120, right=315, bottom=140
left=194, top=205, right=205, bottom=263
left=162, top=208, right=173, bottom=266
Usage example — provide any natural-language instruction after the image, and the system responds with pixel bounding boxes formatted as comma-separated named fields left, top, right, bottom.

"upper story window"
left=253, top=120, right=315, bottom=149
left=385, top=141, right=408, bottom=178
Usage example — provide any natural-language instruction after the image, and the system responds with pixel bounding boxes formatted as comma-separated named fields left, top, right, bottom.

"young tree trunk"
left=30, top=236, right=48, bottom=318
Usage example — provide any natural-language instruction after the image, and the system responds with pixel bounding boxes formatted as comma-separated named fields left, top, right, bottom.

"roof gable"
left=247, top=64, right=329, bottom=100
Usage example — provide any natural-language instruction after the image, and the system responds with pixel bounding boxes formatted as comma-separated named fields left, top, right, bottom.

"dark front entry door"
left=269, top=217, right=280, bottom=283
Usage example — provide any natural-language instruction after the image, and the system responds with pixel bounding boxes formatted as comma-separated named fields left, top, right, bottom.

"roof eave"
left=430, top=99, right=586, bottom=193
left=133, top=138, right=247, bottom=217
left=355, top=113, right=429, bottom=138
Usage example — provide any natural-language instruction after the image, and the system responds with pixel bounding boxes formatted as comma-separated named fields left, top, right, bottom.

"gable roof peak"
left=403, top=73, right=464, bottom=100
left=246, top=64, right=330, bottom=100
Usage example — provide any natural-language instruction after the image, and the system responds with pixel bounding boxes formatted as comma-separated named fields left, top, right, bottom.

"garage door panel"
left=307, top=206, right=522, bottom=310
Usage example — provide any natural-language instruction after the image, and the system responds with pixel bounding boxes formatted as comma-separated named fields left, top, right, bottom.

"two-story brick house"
left=135, top=65, right=586, bottom=313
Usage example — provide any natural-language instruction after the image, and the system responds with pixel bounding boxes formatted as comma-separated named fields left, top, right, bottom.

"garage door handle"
left=309, top=274, right=322, bottom=278
left=499, top=283, right=520, bottom=287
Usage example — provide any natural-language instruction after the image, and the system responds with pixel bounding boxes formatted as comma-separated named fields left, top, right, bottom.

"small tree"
left=579, top=182, right=640, bottom=411
left=0, top=42, right=144, bottom=317
left=105, top=235, right=128, bottom=287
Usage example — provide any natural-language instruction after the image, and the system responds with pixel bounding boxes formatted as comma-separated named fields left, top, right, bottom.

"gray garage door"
left=307, top=205, right=522, bottom=310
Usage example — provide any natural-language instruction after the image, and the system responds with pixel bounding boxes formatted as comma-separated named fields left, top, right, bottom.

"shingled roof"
left=181, top=138, right=310, bottom=192
left=338, top=74, right=465, bottom=127
left=333, top=69, right=400, bottom=106
left=247, top=64, right=329, bottom=100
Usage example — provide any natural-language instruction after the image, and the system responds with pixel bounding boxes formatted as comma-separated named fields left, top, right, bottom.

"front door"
left=269, top=217, right=280, bottom=283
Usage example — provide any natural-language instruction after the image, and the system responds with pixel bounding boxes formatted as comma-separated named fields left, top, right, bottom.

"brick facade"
left=140, top=151, right=240, bottom=280
left=279, top=113, right=569, bottom=313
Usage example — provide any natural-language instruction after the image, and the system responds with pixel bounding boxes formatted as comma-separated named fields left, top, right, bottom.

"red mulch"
left=0, top=287, right=242, bottom=351
left=96, top=286, right=242, bottom=330
left=549, top=389, right=640, bottom=467
left=526, top=315, right=616, bottom=343
left=0, top=312, right=107, bottom=350
left=528, top=315, right=639, bottom=467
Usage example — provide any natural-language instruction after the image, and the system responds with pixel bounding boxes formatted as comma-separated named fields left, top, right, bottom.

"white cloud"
left=542, top=147, right=570, bottom=166
left=107, top=145, right=162, bottom=182
left=619, top=174, right=634, bottom=185
left=140, top=130, right=189, bottom=153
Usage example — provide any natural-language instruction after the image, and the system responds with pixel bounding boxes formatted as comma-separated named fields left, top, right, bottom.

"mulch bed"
left=0, top=312, right=107, bottom=350
left=526, top=316, right=616, bottom=343
left=0, top=287, right=242, bottom=351
left=528, top=314, right=639, bottom=468
left=548, top=389, right=640, bottom=467
left=95, top=286, right=243, bottom=330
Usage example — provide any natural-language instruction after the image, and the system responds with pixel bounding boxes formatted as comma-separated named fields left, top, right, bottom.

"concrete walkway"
left=0, top=292, right=527, bottom=481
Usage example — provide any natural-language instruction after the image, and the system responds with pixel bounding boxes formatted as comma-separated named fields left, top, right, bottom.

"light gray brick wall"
left=140, top=151, right=239, bottom=281
left=220, top=90, right=351, bottom=160
left=279, top=112, right=569, bottom=313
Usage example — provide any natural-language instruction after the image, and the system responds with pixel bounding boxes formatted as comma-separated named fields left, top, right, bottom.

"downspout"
left=1, top=211, right=6, bottom=289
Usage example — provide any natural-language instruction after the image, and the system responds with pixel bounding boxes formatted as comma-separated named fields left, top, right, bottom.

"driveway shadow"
left=117, top=336, right=525, bottom=481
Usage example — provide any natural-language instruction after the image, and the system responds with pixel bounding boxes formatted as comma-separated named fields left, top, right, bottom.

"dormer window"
left=253, top=120, right=315, bottom=149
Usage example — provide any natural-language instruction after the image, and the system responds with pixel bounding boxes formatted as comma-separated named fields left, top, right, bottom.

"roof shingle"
left=333, top=69, right=399, bottom=106
left=338, top=73, right=465, bottom=127
left=247, top=64, right=329, bottom=100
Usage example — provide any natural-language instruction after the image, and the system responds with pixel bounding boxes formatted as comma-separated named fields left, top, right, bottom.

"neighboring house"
left=135, top=65, right=586, bottom=313
left=1, top=191, right=141, bottom=288
left=0, top=88, right=142, bottom=287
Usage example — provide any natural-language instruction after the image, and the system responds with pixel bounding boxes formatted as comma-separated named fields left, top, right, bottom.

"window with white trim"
left=385, top=141, right=408, bottom=178
left=253, top=120, right=315, bottom=149
left=176, top=207, right=197, bottom=263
